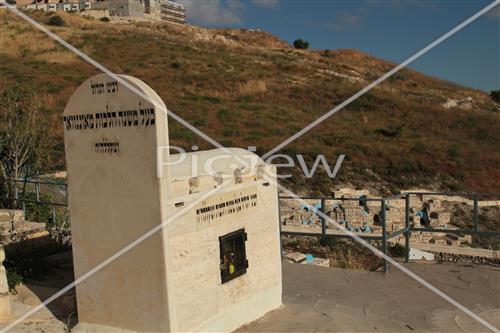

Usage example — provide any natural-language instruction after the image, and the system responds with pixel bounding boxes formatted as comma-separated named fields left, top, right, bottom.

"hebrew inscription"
left=63, top=107, right=155, bottom=131
left=91, top=80, right=119, bottom=95
left=95, top=138, right=120, bottom=154
left=196, top=188, right=258, bottom=222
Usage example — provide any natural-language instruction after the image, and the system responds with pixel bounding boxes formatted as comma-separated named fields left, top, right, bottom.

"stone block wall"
left=280, top=188, right=483, bottom=249
left=0, top=210, right=24, bottom=223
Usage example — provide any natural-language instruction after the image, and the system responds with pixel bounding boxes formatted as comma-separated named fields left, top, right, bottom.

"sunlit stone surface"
left=64, top=74, right=282, bottom=333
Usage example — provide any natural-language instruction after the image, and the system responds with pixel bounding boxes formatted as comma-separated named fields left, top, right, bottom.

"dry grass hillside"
left=1, top=10, right=499, bottom=195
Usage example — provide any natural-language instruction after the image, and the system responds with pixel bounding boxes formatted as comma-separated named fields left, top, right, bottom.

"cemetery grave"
left=62, top=74, right=282, bottom=333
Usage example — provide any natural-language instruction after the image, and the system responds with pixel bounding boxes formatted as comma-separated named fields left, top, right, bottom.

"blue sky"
left=178, top=0, right=500, bottom=92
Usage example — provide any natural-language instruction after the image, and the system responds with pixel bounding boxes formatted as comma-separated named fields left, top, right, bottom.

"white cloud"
left=325, top=11, right=362, bottom=31
left=178, top=0, right=245, bottom=25
left=251, top=0, right=279, bottom=8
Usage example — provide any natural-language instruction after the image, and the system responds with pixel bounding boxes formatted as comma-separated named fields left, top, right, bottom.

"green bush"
left=47, top=15, right=65, bottom=27
left=20, top=191, right=52, bottom=225
left=204, top=96, right=221, bottom=104
left=246, top=130, right=262, bottom=141
left=4, top=237, right=71, bottom=291
left=374, top=125, right=403, bottom=138
left=490, top=90, right=500, bottom=103
left=293, top=39, right=309, bottom=50
left=6, top=270, right=23, bottom=292
left=320, top=236, right=336, bottom=249
left=217, top=108, right=231, bottom=121
left=287, top=239, right=300, bottom=248
left=390, top=243, right=406, bottom=257
left=171, top=59, right=182, bottom=69
left=223, top=128, right=239, bottom=137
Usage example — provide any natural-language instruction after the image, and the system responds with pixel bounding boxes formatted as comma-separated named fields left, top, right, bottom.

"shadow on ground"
left=238, top=262, right=500, bottom=332
left=3, top=256, right=500, bottom=332
left=7, top=250, right=77, bottom=332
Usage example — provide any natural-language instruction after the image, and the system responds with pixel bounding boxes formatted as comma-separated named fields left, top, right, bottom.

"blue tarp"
left=305, top=254, right=314, bottom=263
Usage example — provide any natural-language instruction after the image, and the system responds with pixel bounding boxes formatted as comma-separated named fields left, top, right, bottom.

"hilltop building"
left=15, top=0, right=187, bottom=23
left=91, top=0, right=145, bottom=17
left=19, top=0, right=91, bottom=12
left=159, top=0, right=185, bottom=24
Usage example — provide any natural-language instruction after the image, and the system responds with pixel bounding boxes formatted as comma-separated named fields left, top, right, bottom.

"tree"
left=0, top=85, right=49, bottom=184
left=47, top=15, right=65, bottom=27
left=293, top=39, right=309, bottom=50
left=490, top=90, right=500, bottom=103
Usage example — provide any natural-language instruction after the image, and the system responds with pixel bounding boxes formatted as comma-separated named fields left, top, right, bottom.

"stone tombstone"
left=64, top=74, right=282, bottom=333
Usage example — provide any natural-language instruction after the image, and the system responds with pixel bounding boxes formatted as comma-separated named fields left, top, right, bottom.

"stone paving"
left=239, top=262, right=500, bottom=333
left=1, top=261, right=499, bottom=332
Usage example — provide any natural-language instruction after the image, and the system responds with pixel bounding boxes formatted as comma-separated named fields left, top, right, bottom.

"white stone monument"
left=64, top=74, right=282, bottom=332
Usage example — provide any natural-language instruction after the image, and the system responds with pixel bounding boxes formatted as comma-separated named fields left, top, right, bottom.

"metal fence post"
left=320, top=198, right=326, bottom=238
left=381, top=199, right=388, bottom=273
left=65, top=184, right=69, bottom=204
left=14, top=185, right=18, bottom=210
left=35, top=181, right=40, bottom=203
left=52, top=206, right=56, bottom=228
left=473, top=194, right=478, bottom=233
left=404, top=193, right=410, bottom=263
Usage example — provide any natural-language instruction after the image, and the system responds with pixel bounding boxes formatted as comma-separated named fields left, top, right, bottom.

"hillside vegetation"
left=1, top=11, right=499, bottom=195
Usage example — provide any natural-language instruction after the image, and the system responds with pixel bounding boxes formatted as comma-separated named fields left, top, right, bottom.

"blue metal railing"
left=279, top=191, right=500, bottom=272
left=2, top=178, right=499, bottom=273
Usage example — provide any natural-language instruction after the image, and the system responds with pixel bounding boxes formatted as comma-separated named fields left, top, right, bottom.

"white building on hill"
left=15, top=0, right=187, bottom=23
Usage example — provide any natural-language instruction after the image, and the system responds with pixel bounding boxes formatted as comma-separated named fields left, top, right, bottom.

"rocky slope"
left=0, top=10, right=499, bottom=194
